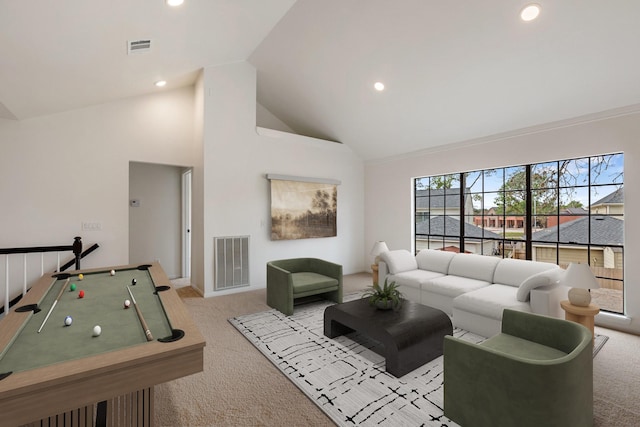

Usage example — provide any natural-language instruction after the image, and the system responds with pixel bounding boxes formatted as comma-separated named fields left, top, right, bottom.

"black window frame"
left=414, top=153, right=624, bottom=314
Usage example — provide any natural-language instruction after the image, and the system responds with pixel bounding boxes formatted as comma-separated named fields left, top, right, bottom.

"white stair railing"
left=0, top=238, right=84, bottom=317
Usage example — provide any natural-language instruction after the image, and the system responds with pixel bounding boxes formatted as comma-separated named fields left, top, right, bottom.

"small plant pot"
left=375, top=300, right=394, bottom=310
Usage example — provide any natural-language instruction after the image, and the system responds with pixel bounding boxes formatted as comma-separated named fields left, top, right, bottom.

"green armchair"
left=267, top=258, right=343, bottom=316
left=444, top=309, right=593, bottom=427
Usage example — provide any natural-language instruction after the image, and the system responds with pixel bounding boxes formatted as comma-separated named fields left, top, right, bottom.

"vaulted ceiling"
left=0, top=0, right=295, bottom=119
left=2, top=1, right=640, bottom=161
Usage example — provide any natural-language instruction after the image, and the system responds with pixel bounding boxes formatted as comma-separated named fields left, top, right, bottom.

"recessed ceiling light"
left=166, top=0, right=184, bottom=6
left=155, top=80, right=167, bottom=87
left=520, top=4, right=541, bottom=21
left=374, top=82, right=385, bottom=91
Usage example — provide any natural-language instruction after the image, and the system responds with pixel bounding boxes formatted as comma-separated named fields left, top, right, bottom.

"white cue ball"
left=110, top=270, right=115, bottom=276
left=92, top=325, right=102, bottom=337
left=64, top=316, right=73, bottom=326
left=124, top=299, right=131, bottom=309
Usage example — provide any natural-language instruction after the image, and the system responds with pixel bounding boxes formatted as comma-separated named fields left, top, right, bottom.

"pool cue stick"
left=37, top=278, right=70, bottom=333
left=127, top=286, right=153, bottom=341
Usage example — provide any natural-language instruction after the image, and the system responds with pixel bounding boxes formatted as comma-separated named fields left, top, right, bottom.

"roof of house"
left=416, top=215, right=501, bottom=239
left=531, top=215, right=623, bottom=246
left=415, top=188, right=470, bottom=210
left=592, top=186, right=624, bottom=206
left=563, top=207, right=589, bottom=215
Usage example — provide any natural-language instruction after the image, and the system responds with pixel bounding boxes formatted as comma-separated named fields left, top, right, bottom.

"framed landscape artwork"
left=268, top=176, right=338, bottom=240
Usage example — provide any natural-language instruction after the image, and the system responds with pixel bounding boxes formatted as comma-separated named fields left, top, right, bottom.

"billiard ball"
left=131, top=279, right=137, bottom=286
left=78, top=274, right=84, bottom=280
left=110, top=270, right=115, bottom=276
left=78, top=290, right=85, bottom=299
left=124, top=299, right=131, bottom=309
left=92, top=325, right=102, bottom=337
left=70, top=283, right=76, bottom=291
left=64, top=316, right=73, bottom=326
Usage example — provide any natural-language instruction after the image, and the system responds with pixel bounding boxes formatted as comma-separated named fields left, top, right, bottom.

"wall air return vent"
left=127, top=39, right=152, bottom=55
left=214, top=236, right=250, bottom=291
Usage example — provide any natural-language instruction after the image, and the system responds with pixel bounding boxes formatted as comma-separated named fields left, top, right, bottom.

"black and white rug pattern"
left=229, top=296, right=482, bottom=426
left=229, top=296, right=608, bottom=426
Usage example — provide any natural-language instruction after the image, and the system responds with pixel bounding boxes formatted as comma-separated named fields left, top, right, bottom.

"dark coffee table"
left=324, top=298, right=452, bottom=377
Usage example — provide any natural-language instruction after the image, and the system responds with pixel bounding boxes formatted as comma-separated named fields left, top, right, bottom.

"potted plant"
left=362, top=278, right=404, bottom=310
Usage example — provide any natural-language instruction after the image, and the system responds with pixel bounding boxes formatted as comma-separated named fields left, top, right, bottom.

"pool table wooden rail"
left=0, top=262, right=205, bottom=427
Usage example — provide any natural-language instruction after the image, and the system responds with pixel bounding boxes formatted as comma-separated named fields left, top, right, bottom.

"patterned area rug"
left=229, top=296, right=608, bottom=426
left=593, top=332, right=609, bottom=357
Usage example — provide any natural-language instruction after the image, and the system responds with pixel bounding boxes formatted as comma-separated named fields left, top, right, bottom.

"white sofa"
left=378, top=249, right=568, bottom=337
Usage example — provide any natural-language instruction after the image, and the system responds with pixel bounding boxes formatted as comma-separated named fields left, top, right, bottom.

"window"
left=414, top=153, right=624, bottom=314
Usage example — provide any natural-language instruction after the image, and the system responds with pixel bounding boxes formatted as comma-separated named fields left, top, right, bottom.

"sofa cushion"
left=493, top=258, right=559, bottom=287
left=516, top=269, right=563, bottom=302
left=391, top=270, right=446, bottom=289
left=415, top=249, right=456, bottom=274
left=447, top=254, right=500, bottom=282
left=453, top=284, right=531, bottom=321
left=380, top=250, right=418, bottom=274
left=423, top=275, right=491, bottom=299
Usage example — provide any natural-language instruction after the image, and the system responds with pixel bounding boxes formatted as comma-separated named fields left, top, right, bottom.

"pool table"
left=0, top=262, right=205, bottom=427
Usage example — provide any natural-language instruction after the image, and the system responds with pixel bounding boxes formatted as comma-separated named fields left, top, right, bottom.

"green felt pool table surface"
left=0, top=262, right=205, bottom=426
left=0, top=266, right=174, bottom=375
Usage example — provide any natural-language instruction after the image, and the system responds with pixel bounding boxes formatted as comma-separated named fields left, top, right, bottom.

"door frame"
left=181, top=169, right=192, bottom=278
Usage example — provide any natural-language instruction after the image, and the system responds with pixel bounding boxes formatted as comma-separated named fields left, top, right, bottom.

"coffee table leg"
left=324, top=318, right=354, bottom=338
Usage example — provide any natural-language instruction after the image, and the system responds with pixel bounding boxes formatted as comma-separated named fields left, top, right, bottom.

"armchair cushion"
left=291, top=272, right=339, bottom=294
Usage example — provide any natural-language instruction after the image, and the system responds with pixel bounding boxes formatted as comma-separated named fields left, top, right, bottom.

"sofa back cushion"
left=380, top=250, right=418, bottom=274
left=493, top=258, right=559, bottom=287
left=415, top=249, right=456, bottom=274
left=447, top=254, right=500, bottom=282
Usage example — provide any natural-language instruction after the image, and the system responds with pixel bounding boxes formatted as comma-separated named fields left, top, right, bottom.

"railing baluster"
left=5, top=256, right=9, bottom=316
left=23, top=253, right=27, bottom=296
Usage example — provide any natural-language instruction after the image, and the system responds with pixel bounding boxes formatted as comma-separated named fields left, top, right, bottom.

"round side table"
left=560, top=300, right=599, bottom=344
left=371, top=264, right=379, bottom=285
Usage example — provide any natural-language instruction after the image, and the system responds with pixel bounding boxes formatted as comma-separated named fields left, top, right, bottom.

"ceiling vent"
left=127, top=39, right=152, bottom=55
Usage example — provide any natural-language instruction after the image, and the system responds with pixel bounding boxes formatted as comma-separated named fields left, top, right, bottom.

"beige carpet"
left=156, top=273, right=640, bottom=426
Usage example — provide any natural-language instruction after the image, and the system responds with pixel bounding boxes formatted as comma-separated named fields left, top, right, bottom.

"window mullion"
left=460, top=173, right=465, bottom=253
left=525, top=165, right=532, bottom=260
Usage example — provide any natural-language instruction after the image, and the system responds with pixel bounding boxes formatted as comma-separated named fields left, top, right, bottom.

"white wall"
left=129, top=162, right=183, bottom=278
left=256, top=102, right=295, bottom=133
left=365, top=109, right=640, bottom=334
left=0, top=64, right=365, bottom=304
left=191, top=73, right=206, bottom=293
left=0, top=87, right=195, bottom=276
left=194, top=61, right=365, bottom=297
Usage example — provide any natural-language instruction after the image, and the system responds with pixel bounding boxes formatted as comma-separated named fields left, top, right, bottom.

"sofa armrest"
left=530, top=285, right=569, bottom=318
